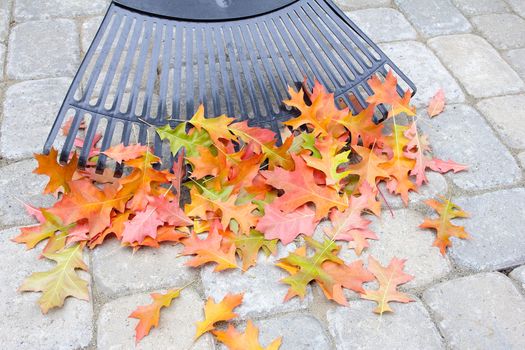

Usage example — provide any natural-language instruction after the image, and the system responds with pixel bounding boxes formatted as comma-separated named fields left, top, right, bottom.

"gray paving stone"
left=200, top=243, right=311, bottom=319
left=0, top=227, right=93, bottom=350
left=1, top=78, right=70, bottom=160
left=92, top=239, right=196, bottom=298
left=428, top=34, right=525, bottom=98
left=81, top=16, right=103, bottom=53
left=7, top=19, right=79, bottom=80
left=423, top=273, right=525, bottom=349
left=14, top=0, right=108, bottom=21
left=379, top=172, right=448, bottom=209
left=334, top=0, right=391, bottom=10
left=0, top=42, right=5, bottom=79
left=97, top=288, right=213, bottom=350
left=472, top=14, right=525, bottom=50
left=503, top=48, right=525, bottom=79
left=345, top=8, right=417, bottom=43
left=0, top=160, right=55, bottom=227
left=379, top=41, right=465, bottom=107
left=420, top=104, right=522, bottom=191
left=518, top=151, right=525, bottom=168
left=507, top=0, right=525, bottom=17
left=394, top=0, right=471, bottom=37
left=328, top=299, right=445, bottom=350
left=340, top=209, right=452, bottom=289
left=448, top=189, right=525, bottom=271
left=452, top=0, right=509, bottom=16
left=510, top=265, right=525, bottom=290
left=477, top=94, right=525, bottom=149
left=218, top=314, right=331, bottom=350
left=0, top=0, right=11, bottom=43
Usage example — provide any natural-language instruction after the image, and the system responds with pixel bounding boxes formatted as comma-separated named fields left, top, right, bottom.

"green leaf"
left=157, top=122, right=212, bottom=158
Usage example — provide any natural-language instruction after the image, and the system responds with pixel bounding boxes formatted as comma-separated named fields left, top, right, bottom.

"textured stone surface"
left=328, top=299, right=444, bottom=349
left=0, top=42, right=5, bottom=79
left=7, top=19, right=79, bottom=80
left=452, top=0, right=509, bottom=16
left=14, top=0, right=107, bottom=21
left=0, top=160, right=55, bottom=227
left=449, top=189, right=525, bottom=271
left=518, top=152, right=525, bottom=168
left=477, top=94, right=525, bottom=149
left=340, top=209, right=452, bottom=289
left=420, top=105, right=521, bottom=191
left=379, top=172, right=448, bottom=209
left=92, top=239, right=196, bottom=298
left=510, top=266, right=525, bottom=289
left=345, top=8, right=417, bottom=43
left=395, top=0, right=471, bottom=37
left=335, top=0, right=391, bottom=10
left=97, top=288, right=213, bottom=350
left=380, top=41, right=465, bottom=106
left=0, top=227, right=93, bottom=350
left=472, top=14, right=525, bottom=49
left=423, top=273, right=525, bottom=349
left=219, top=314, right=331, bottom=350
left=428, top=34, right=524, bottom=98
left=507, top=0, right=525, bottom=17
left=503, top=48, right=525, bottom=79
left=1, top=78, right=70, bottom=160
left=201, top=244, right=311, bottom=318
left=81, top=16, right=103, bottom=53
left=0, top=0, right=11, bottom=43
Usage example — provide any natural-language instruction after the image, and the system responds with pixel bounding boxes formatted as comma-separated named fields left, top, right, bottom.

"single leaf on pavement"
left=33, top=148, right=78, bottom=194
left=19, top=243, right=89, bottom=313
left=213, top=320, right=282, bottom=350
left=427, top=89, right=446, bottom=118
left=420, top=196, right=470, bottom=255
left=361, top=256, right=413, bottom=314
left=129, top=288, right=182, bottom=343
left=195, top=293, right=244, bottom=339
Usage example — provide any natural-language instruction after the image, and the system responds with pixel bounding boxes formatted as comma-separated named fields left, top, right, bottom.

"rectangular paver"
left=472, top=14, right=525, bottom=50
left=345, top=8, right=417, bottom=43
left=423, top=273, right=525, bottom=350
left=0, top=227, right=93, bottom=350
left=0, top=42, right=5, bottom=79
left=379, top=41, right=465, bottom=107
left=420, top=104, right=521, bottom=191
left=450, top=189, right=525, bottom=271
left=1, top=78, right=70, bottom=160
left=452, top=0, right=509, bottom=16
left=14, top=0, right=108, bottom=21
left=503, top=48, right=525, bottom=80
left=395, top=0, right=471, bottom=37
left=0, top=0, right=11, bottom=43
left=328, top=299, right=445, bottom=349
left=7, top=19, right=79, bottom=80
left=477, top=94, right=525, bottom=149
left=428, top=34, right=524, bottom=98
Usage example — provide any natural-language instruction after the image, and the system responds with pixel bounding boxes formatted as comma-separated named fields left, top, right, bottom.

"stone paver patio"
left=1, top=0, right=525, bottom=349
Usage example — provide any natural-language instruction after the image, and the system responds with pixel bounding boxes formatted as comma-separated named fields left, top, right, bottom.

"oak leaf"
left=102, top=143, right=149, bottom=163
left=33, top=148, right=78, bottom=194
left=420, top=196, right=470, bottom=255
left=256, top=204, right=317, bottom=245
left=361, top=256, right=413, bottom=314
left=302, top=136, right=351, bottom=187
left=157, top=122, right=212, bottom=158
left=195, top=293, right=244, bottom=339
left=229, top=229, right=278, bottom=271
left=129, top=288, right=181, bottom=343
left=189, top=105, right=236, bottom=144
left=213, top=320, right=282, bottom=350
left=367, top=71, right=416, bottom=118
left=427, top=89, right=445, bottom=118
left=181, top=231, right=238, bottom=272
left=122, top=207, right=164, bottom=244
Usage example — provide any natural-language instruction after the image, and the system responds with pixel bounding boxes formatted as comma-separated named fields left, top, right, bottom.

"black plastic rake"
left=44, top=0, right=416, bottom=172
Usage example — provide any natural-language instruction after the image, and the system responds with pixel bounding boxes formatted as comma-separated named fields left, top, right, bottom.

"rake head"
left=44, top=0, right=416, bottom=173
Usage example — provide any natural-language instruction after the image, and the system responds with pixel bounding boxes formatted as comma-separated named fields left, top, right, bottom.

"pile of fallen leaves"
left=14, top=71, right=471, bottom=347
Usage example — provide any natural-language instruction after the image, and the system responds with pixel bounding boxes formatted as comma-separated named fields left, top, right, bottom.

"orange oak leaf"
left=129, top=288, right=182, bottom=343
left=255, top=204, right=318, bottom=245
left=149, top=195, right=192, bottom=227
left=361, top=256, right=414, bottom=314
left=187, top=146, right=227, bottom=179
left=88, top=211, right=131, bottom=248
left=195, top=293, right=244, bottom=339
left=102, top=143, right=149, bottom=163
left=228, top=121, right=275, bottom=153
left=420, top=196, right=470, bottom=255
left=367, top=71, right=416, bottom=118
left=427, top=89, right=445, bottom=118
left=262, top=155, right=348, bottom=220
left=213, top=320, right=282, bottom=350
left=347, top=145, right=389, bottom=190
left=302, top=136, right=351, bottom=187
left=33, top=148, right=78, bottom=194
left=189, top=105, right=237, bottom=144
left=322, top=260, right=375, bottom=305
left=337, top=104, right=383, bottom=148
left=49, top=180, right=128, bottom=237
left=181, top=231, right=239, bottom=272
left=228, top=229, right=278, bottom=271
